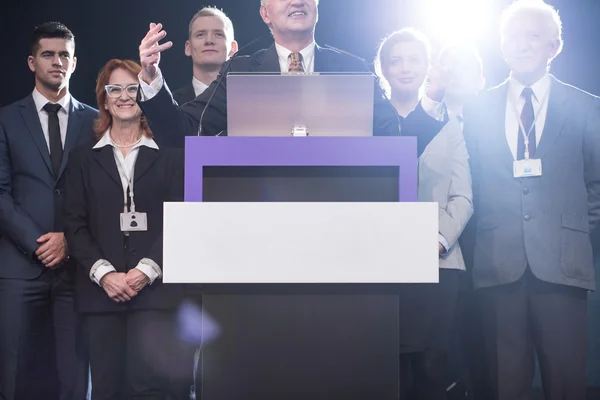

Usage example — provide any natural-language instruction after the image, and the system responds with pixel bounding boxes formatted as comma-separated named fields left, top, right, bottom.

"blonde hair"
left=374, top=28, right=431, bottom=98
left=188, top=6, right=234, bottom=41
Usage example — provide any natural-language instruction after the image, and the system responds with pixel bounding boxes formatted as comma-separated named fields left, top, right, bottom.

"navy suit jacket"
left=0, top=93, right=97, bottom=280
left=139, top=44, right=445, bottom=154
left=172, top=81, right=196, bottom=106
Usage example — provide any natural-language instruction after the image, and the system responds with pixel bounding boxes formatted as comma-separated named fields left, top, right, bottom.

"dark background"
left=1, top=0, right=599, bottom=387
left=1, top=0, right=600, bottom=107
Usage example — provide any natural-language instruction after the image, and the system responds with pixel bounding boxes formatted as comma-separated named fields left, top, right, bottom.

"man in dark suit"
left=136, top=0, right=447, bottom=151
left=461, top=1, right=600, bottom=399
left=0, top=22, right=97, bottom=400
left=172, top=7, right=238, bottom=105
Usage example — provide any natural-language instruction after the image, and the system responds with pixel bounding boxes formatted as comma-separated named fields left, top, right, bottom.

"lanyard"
left=510, top=85, right=550, bottom=160
left=114, top=151, right=136, bottom=213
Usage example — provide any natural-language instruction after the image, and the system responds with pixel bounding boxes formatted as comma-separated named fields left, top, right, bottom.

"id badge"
left=513, top=159, right=542, bottom=178
left=120, top=212, right=148, bottom=232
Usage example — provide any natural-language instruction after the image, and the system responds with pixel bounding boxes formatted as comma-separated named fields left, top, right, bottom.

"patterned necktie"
left=517, top=87, right=536, bottom=160
left=288, top=52, right=304, bottom=73
left=43, top=102, right=63, bottom=175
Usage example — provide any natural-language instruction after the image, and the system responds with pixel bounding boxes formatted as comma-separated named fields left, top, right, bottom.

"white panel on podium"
left=162, top=202, right=438, bottom=284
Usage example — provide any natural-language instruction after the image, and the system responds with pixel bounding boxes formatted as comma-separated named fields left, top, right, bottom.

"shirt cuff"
left=438, top=233, right=450, bottom=255
left=138, top=68, right=164, bottom=101
left=136, top=258, right=163, bottom=284
left=421, top=94, right=446, bottom=122
left=90, top=260, right=117, bottom=286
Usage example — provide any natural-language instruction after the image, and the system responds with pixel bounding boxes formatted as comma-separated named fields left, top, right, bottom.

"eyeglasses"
left=104, top=84, right=139, bottom=99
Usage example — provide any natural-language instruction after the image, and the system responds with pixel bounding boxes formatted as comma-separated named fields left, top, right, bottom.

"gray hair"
left=500, top=0, right=563, bottom=58
left=260, top=0, right=319, bottom=5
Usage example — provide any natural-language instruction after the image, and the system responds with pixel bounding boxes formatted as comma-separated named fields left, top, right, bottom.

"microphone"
left=322, top=43, right=374, bottom=75
left=197, top=35, right=266, bottom=136
left=322, top=43, right=392, bottom=104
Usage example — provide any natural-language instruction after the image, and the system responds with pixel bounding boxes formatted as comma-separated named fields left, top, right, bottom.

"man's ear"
left=260, top=5, right=271, bottom=25
left=229, top=40, right=238, bottom=58
left=28, top=55, right=36, bottom=73
left=185, top=40, right=191, bottom=57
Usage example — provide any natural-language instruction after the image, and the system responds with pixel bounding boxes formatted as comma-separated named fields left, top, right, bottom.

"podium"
left=164, top=136, right=438, bottom=399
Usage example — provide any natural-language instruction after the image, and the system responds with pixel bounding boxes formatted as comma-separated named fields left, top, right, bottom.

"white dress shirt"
left=275, top=41, right=316, bottom=73
left=139, top=41, right=318, bottom=101
left=32, top=88, right=70, bottom=151
left=505, top=73, right=550, bottom=160
left=192, top=77, right=209, bottom=97
left=89, top=130, right=162, bottom=286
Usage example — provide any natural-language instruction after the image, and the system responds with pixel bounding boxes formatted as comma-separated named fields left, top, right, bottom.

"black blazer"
left=172, top=81, right=196, bottom=106
left=138, top=43, right=445, bottom=155
left=64, top=143, right=185, bottom=313
left=0, top=94, right=97, bottom=280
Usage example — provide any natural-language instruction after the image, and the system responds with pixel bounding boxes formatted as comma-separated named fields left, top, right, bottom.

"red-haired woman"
left=64, top=59, right=185, bottom=399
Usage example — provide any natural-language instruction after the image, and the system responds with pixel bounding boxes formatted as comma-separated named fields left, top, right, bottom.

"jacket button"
left=523, top=187, right=529, bottom=195
left=524, top=214, right=531, bottom=221
left=54, top=189, right=61, bottom=195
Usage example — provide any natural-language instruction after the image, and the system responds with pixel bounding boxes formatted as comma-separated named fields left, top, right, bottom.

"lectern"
left=163, top=136, right=438, bottom=399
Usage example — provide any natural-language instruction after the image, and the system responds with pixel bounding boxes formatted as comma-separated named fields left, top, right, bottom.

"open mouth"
left=117, top=104, right=134, bottom=108
left=288, top=11, right=307, bottom=17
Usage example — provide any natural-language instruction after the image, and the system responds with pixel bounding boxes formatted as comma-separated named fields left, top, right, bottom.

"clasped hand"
left=100, top=270, right=150, bottom=303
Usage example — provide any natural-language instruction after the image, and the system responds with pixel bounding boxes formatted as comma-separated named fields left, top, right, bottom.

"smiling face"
left=185, top=15, right=236, bottom=71
left=260, top=0, right=318, bottom=43
left=28, top=38, right=76, bottom=92
left=501, top=10, right=560, bottom=84
left=104, top=68, right=142, bottom=124
left=382, top=40, right=429, bottom=97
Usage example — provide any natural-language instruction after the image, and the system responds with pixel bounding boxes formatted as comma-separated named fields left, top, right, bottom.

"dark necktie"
left=43, top=102, right=63, bottom=176
left=517, top=87, right=536, bottom=160
left=288, top=52, right=304, bottom=73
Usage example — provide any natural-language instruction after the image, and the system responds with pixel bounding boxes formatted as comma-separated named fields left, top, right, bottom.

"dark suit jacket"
left=463, top=76, right=600, bottom=291
left=172, top=81, right=196, bottom=106
left=0, top=94, right=97, bottom=280
left=139, top=44, right=445, bottom=154
left=64, top=143, right=185, bottom=313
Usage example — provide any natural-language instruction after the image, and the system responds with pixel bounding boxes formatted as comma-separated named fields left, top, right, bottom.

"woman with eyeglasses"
left=63, top=59, right=186, bottom=399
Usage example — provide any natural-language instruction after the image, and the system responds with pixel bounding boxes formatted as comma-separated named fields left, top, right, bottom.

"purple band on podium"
left=184, top=136, right=417, bottom=202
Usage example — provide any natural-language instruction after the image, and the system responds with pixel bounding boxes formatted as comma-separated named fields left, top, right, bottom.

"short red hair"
left=93, top=59, right=152, bottom=140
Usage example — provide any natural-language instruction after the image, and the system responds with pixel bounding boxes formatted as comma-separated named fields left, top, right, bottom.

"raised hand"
left=139, top=22, right=173, bottom=84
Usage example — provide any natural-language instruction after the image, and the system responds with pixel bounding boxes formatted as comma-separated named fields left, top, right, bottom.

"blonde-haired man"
left=172, top=7, right=238, bottom=105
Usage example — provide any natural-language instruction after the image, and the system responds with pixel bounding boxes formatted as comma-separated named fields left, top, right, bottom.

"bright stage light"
left=416, top=0, right=494, bottom=47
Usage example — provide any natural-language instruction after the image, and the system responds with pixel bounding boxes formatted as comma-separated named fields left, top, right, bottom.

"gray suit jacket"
left=463, top=76, right=600, bottom=290
left=0, top=94, right=97, bottom=280
left=419, top=117, right=473, bottom=270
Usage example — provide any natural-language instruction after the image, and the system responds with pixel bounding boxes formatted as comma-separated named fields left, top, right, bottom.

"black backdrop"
left=1, top=0, right=599, bottom=388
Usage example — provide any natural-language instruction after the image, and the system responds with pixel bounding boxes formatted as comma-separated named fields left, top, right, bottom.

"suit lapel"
left=252, top=45, right=281, bottom=72
left=314, top=44, right=331, bottom=72
left=491, top=82, right=516, bottom=164
left=57, top=98, right=85, bottom=180
left=134, top=146, right=159, bottom=183
left=93, top=146, right=122, bottom=187
left=535, top=76, right=568, bottom=160
left=19, top=95, right=54, bottom=176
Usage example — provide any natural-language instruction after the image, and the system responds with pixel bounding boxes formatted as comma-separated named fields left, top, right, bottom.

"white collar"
left=192, top=77, right=209, bottom=97
left=93, top=129, right=159, bottom=150
left=32, top=87, right=71, bottom=114
left=508, top=72, right=551, bottom=103
left=275, top=41, right=316, bottom=67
